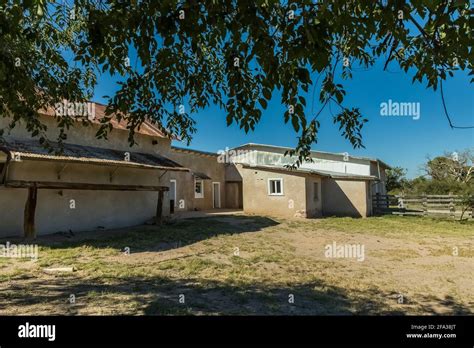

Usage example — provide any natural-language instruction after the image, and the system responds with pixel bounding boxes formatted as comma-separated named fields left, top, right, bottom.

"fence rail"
left=372, top=193, right=473, bottom=219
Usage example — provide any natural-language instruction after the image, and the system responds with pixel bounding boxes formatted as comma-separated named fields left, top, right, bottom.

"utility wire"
left=440, top=79, right=474, bottom=129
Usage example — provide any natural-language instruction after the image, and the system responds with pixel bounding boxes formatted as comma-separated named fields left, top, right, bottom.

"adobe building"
left=0, top=102, right=390, bottom=238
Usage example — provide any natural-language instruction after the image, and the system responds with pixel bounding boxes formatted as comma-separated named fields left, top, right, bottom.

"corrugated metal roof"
left=171, top=146, right=219, bottom=157
left=0, top=138, right=188, bottom=171
left=192, top=171, right=212, bottom=180
left=241, top=164, right=378, bottom=181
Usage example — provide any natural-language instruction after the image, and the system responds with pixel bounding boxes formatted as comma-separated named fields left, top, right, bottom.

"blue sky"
left=92, top=59, right=473, bottom=179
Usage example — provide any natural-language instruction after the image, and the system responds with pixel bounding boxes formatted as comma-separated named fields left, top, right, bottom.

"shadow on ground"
left=0, top=274, right=472, bottom=315
left=0, top=215, right=280, bottom=253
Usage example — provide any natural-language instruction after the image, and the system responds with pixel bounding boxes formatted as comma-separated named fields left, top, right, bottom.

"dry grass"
left=0, top=215, right=472, bottom=315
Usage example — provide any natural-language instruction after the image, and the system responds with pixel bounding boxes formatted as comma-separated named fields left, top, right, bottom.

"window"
left=268, top=178, right=283, bottom=195
left=195, top=179, right=204, bottom=198
left=313, top=182, right=319, bottom=201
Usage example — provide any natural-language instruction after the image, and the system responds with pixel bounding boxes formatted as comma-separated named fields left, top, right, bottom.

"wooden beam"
left=155, top=190, right=164, bottom=225
left=24, top=185, right=38, bottom=239
left=5, top=180, right=169, bottom=192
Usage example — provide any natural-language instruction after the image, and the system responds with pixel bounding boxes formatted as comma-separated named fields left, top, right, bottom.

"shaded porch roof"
left=0, top=137, right=188, bottom=172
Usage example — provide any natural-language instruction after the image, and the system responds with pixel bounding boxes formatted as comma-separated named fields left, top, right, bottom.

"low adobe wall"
left=321, top=178, right=369, bottom=217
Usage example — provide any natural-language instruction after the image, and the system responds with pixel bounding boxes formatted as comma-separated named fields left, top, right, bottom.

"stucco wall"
left=0, top=113, right=176, bottom=237
left=0, top=160, right=170, bottom=237
left=321, top=178, right=369, bottom=217
left=237, top=166, right=308, bottom=218
left=0, top=115, right=171, bottom=155
left=167, top=149, right=226, bottom=211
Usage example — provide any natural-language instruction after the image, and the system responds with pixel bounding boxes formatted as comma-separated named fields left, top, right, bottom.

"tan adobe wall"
left=321, top=178, right=369, bottom=217
left=0, top=115, right=171, bottom=155
left=0, top=160, right=170, bottom=237
left=167, top=150, right=226, bottom=211
left=237, top=165, right=308, bottom=218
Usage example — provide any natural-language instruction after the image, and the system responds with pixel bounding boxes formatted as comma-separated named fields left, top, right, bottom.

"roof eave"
left=6, top=152, right=190, bottom=172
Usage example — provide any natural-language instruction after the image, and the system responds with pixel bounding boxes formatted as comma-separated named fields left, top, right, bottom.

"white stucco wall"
left=231, top=150, right=371, bottom=176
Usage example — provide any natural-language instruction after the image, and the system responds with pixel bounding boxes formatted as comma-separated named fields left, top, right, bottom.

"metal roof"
left=241, top=163, right=378, bottom=181
left=233, top=143, right=392, bottom=169
left=171, top=146, right=219, bottom=157
left=0, top=138, right=188, bottom=171
left=192, top=171, right=212, bottom=180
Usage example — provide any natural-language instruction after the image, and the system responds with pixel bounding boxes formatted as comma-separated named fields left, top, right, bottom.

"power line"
left=440, top=79, right=474, bottom=129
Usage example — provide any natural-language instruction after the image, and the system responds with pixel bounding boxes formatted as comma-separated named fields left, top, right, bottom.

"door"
left=225, top=182, right=243, bottom=209
left=212, top=182, right=221, bottom=208
left=169, top=180, right=176, bottom=214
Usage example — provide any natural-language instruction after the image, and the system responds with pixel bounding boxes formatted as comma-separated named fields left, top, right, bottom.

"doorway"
left=169, top=179, right=176, bottom=214
left=212, top=182, right=221, bottom=208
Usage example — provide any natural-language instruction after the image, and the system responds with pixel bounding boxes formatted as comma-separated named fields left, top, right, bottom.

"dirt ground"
left=0, top=215, right=472, bottom=315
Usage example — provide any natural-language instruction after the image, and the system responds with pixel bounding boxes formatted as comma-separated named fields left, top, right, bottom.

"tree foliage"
left=389, top=149, right=474, bottom=195
left=386, top=166, right=408, bottom=193
left=423, top=150, right=473, bottom=183
left=0, top=0, right=472, bottom=163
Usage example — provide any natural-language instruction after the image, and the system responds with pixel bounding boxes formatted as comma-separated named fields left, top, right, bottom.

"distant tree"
left=459, top=189, right=474, bottom=220
left=386, top=166, right=408, bottom=193
left=423, top=150, right=473, bottom=183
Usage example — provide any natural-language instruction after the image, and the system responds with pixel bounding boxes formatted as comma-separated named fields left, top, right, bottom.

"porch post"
left=155, top=190, right=164, bottom=225
left=24, top=185, right=38, bottom=239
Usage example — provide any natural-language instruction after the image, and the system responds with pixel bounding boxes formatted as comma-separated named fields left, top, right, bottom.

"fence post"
left=449, top=192, right=455, bottom=219
left=397, top=194, right=404, bottom=216
left=375, top=192, right=380, bottom=214
left=422, top=193, right=428, bottom=217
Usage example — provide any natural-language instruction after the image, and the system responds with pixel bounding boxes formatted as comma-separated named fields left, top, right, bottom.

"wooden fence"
left=372, top=193, right=473, bottom=219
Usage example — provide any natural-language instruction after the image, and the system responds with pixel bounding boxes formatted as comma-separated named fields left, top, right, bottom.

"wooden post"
left=155, top=190, right=164, bottom=225
left=449, top=192, right=455, bottom=219
left=398, top=193, right=405, bottom=216
left=422, top=193, right=428, bottom=217
left=374, top=192, right=380, bottom=214
left=24, top=185, right=38, bottom=239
